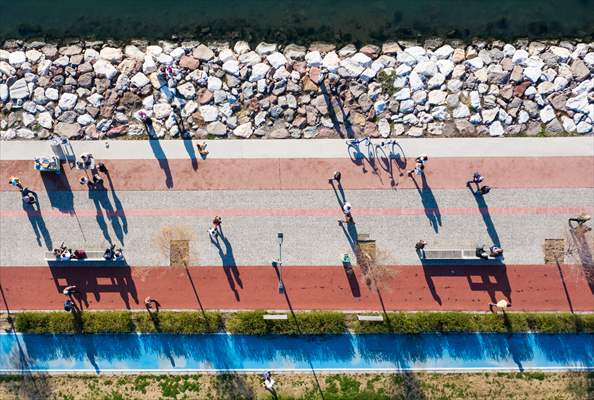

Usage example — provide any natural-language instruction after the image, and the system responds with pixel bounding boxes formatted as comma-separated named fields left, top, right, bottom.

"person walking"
left=63, top=285, right=78, bottom=296
left=144, top=296, right=159, bottom=311
left=21, top=188, right=36, bottom=205
left=466, top=172, right=484, bottom=188
left=489, top=299, right=510, bottom=313
left=208, top=227, right=219, bottom=242
left=338, top=202, right=354, bottom=225
left=9, top=176, right=22, bottom=189
left=212, top=216, right=222, bottom=230
left=97, top=162, right=108, bottom=174
left=569, top=213, right=591, bottom=226
left=79, top=176, right=89, bottom=186
left=92, top=173, right=103, bottom=185
left=408, top=154, right=428, bottom=177
left=328, top=171, right=342, bottom=185
left=64, top=299, right=75, bottom=312
left=196, top=142, right=209, bottom=157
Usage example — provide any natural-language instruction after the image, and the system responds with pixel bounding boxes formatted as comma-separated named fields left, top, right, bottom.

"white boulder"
left=58, top=93, right=78, bottom=110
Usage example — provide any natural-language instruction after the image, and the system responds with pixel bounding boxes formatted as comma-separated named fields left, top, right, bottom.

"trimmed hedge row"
left=353, top=312, right=594, bottom=334
left=13, top=311, right=594, bottom=334
left=225, top=311, right=346, bottom=335
left=15, top=311, right=221, bottom=334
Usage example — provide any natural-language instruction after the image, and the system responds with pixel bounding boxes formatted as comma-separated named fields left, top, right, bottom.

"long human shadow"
left=146, top=121, right=173, bottom=189
left=211, top=230, right=243, bottom=301
left=420, top=261, right=512, bottom=306
left=411, top=173, right=442, bottom=233
left=468, top=186, right=500, bottom=247
left=104, top=170, right=128, bottom=235
left=184, top=266, right=208, bottom=318
left=22, top=191, right=53, bottom=250
left=182, top=132, right=198, bottom=171
left=88, top=183, right=125, bottom=245
left=40, top=169, right=75, bottom=214
left=49, top=264, right=138, bottom=309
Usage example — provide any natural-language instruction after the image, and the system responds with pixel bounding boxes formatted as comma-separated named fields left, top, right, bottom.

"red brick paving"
left=1, top=264, right=592, bottom=312
left=2, top=156, right=593, bottom=192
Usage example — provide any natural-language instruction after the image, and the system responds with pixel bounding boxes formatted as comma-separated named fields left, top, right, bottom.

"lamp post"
left=274, top=232, right=284, bottom=294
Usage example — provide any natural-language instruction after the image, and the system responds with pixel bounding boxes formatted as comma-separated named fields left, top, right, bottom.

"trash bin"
left=50, top=136, right=67, bottom=160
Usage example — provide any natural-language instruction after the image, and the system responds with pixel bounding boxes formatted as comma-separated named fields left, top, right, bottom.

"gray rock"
left=9, top=79, right=29, bottom=100
left=58, top=111, right=78, bottom=123
left=54, top=122, right=81, bottom=138
left=16, top=128, right=35, bottom=139
left=255, top=42, right=277, bottom=56
left=269, top=123, right=290, bottom=138
left=193, top=44, right=215, bottom=61
left=233, top=122, right=253, bottom=138
left=206, top=121, right=227, bottom=136
left=58, top=93, right=78, bottom=110
left=406, top=126, right=424, bottom=137
left=571, top=59, right=590, bottom=81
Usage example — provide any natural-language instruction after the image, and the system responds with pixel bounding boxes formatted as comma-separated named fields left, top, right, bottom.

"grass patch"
left=376, top=70, right=396, bottom=97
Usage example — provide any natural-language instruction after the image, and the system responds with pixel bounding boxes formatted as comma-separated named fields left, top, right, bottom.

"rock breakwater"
left=1, top=39, right=593, bottom=140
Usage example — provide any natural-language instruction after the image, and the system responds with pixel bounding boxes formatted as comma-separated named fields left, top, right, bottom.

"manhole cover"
left=544, top=239, right=564, bottom=264
left=170, top=240, right=189, bottom=267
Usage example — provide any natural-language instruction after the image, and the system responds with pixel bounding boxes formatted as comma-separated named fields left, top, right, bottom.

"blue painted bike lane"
left=1, top=333, right=592, bottom=373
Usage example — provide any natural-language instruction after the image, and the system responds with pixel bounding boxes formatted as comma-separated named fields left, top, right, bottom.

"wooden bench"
left=263, top=314, right=288, bottom=320
left=357, top=315, right=384, bottom=322
left=422, top=249, right=498, bottom=260
left=45, top=251, right=124, bottom=263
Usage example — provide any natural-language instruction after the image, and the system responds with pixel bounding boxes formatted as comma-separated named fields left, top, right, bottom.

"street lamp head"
left=277, top=232, right=284, bottom=245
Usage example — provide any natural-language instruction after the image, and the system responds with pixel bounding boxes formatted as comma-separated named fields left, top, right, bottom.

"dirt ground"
left=0, top=371, right=591, bottom=400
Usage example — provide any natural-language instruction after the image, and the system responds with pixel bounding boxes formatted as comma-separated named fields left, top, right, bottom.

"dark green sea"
left=1, top=0, right=593, bottom=43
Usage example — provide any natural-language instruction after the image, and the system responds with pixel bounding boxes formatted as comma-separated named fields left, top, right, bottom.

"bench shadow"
left=420, top=260, right=511, bottom=306
left=48, top=263, right=138, bottom=309
left=412, top=174, right=442, bottom=233
left=22, top=192, right=53, bottom=250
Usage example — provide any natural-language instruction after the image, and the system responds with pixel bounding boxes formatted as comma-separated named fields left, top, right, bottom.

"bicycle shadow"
left=346, top=140, right=407, bottom=187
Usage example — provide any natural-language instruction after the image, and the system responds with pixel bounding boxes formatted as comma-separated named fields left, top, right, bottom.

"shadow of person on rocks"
left=412, top=173, right=442, bottom=233
left=145, top=119, right=174, bottom=189
left=22, top=190, right=53, bottom=250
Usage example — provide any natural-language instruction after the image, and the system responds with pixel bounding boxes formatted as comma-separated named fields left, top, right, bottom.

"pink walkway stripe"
left=2, top=206, right=592, bottom=218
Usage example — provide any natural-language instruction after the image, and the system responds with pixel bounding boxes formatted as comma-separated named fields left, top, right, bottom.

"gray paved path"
left=2, top=188, right=592, bottom=266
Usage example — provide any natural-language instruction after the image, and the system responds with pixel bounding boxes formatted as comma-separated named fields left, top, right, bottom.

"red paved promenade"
left=1, top=156, right=593, bottom=192
left=1, top=264, right=592, bottom=312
